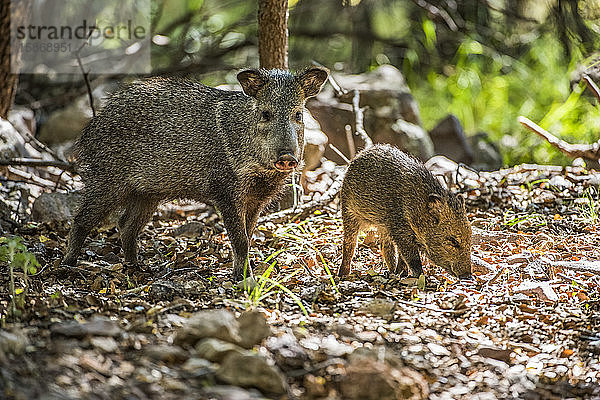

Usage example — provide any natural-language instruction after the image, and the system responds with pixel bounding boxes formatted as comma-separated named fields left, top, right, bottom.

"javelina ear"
left=237, top=69, right=267, bottom=98
left=296, top=67, right=329, bottom=98
left=427, top=193, right=443, bottom=223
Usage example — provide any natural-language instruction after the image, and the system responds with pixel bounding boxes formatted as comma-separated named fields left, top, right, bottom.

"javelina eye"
left=261, top=110, right=272, bottom=122
left=295, top=111, right=303, bottom=123
left=447, top=237, right=460, bottom=249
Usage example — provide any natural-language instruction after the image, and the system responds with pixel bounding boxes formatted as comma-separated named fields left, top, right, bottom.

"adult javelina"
left=63, top=68, right=329, bottom=280
left=339, top=144, right=472, bottom=279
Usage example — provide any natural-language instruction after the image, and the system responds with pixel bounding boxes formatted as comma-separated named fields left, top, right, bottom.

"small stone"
left=340, top=358, right=428, bottom=400
left=304, top=374, right=328, bottom=398
left=237, top=310, right=272, bottom=348
left=427, top=343, right=450, bottom=357
left=90, top=336, right=118, bottom=353
left=201, top=385, right=266, bottom=400
left=195, top=338, right=245, bottom=363
left=145, top=344, right=188, bottom=364
left=172, top=221, right=204, bottom=237
left=51, top=317, right=122, bottom=338
left=236, top=277, right=258, bottom=292
left=358, top=298, right=395, bottom=318
left=175, top=309, right=241, bottom=346
left=356, top=330, right=380, bottom=343
left=266, top=332, right=309, bottom=370
left=216, top=351, right=288, bottom=395
left=513, top=281, right=558, bottom=302
left=0, top=331, right=28, bottom=357
left=477, top=347, right=512, bottom=363
left=182, top=357, right=217, bottom=376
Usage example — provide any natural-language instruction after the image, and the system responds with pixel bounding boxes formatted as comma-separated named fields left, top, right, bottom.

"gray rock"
left=429, top=114, right=474, bottom=165
left=237, top=310, right=272, bottom=349
left=390, top=119, right=434, bottom=161
left=7, top=107, right=36, bottom=139
left=303, top=110, right=328, bottom=171
left=307, top=65, right=433, bottom=163
left=89, top=336, right=118, bottom=353
left=31, top=192, right=82, bottom=224
left=0, top=330, right=28, bottom=358
left=175, top=309, right=241, bottom=346
left=265, top=332, right=308, bottom=370
left=201, top=385, right=269, bottom=400
left=340, top=357, right=429, bottom=400
left=172, top=221, right=205, bottom=237
left=216, top=351, right=288, bottom=395
left=335, top=65, right=421, bottom=126
left=469, top=132, right=503, bottom=171
left=0, top=118, right=28, bottom=159
left=195, top=338, right=245, bottom=363
left=182, top=357, right=217, bottom=376
left=145, top=344, right=189, bottom=364
left=38, top=84, right=115, bottom=145
left=51, top=316, right=122, bottom=338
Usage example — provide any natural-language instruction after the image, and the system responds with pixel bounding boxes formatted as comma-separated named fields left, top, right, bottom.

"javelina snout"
left=274, top=153, right=298, bottom=172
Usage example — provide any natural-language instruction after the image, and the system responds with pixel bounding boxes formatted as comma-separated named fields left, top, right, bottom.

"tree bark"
left=258, top=0, right=288, bottom=69
left=0, top=0, right=31, bottom=119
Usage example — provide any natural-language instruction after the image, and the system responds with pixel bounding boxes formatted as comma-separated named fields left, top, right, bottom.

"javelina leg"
left=390, top=229, right=423, bottom=277
left=119, top=196, right=159, bottom=264
left=397, top=241, right=423, bottom=277
left=340, top=213, right=360, bottom=276
left=63, top=192, right=117, bottom=265
left=219, top=206, right=251, bottom=281
left=381, top=236, right=398, bottom=273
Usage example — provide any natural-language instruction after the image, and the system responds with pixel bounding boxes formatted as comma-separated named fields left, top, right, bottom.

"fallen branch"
left=518, top=116, right=600, bottom=160
left=328, top=143, right=350, bottom=165
left=0, top=158, right=77, bottom=173
left=259, top=167, right=345, bottom=224
left=582, top=74, right=600, bottom=104
left=75, top=31, right=96, bottom=117
left=352, top=90, right=373, bottom=150
left=549, top=260, right=600, bottom=275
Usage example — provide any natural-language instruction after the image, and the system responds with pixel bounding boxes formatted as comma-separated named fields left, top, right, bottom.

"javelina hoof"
left=232, top=259, right=255, bottom=282
left=458, top=272, right=472, bottom=280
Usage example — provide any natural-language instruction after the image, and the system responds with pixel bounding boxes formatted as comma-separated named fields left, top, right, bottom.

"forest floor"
left=1, top=162, right=600, bottom=400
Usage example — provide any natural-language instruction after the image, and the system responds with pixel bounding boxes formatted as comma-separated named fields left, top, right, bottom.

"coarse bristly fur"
left=63, top=67, right=329, bottom=281
left=339, top=144, right=472, bottom=279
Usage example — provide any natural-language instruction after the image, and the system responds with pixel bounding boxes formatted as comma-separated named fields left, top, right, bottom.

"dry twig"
left=0, top=158, right=77, bottom=173
left=518, top=116, right=600, bottom=161
left=582, top=74, right=600, bottom=104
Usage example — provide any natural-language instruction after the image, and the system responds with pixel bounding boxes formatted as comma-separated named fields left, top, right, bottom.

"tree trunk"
left=258, top=0, right=288, bottom=69
left=351, top=0, right=373, bottom=73
left=0, top=0, right=31, bottom=119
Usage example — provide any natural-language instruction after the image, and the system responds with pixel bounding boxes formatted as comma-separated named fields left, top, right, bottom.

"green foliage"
left=408, top=34, right=600, bottom=166
left=578, top=187, right=599, bottom=223
left=0, top=236, right=40, bottom=318
left=245, top=250, right=308, bottom=317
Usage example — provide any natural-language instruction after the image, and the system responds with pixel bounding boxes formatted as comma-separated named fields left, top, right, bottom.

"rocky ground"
left=1, top=161, right=600, bottom=400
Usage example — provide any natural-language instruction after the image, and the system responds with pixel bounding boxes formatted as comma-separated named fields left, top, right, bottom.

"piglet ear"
left=237, top=69, right=267, bottom=98
left=428, top=193, right=443, bottom=223
left=296, top=67, right=329, bottom=98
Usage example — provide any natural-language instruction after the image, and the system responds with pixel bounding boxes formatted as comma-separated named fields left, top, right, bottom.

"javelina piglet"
left=62, top=67, right=329, bottom=281
left=339, top=144, right=472, bottom=279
